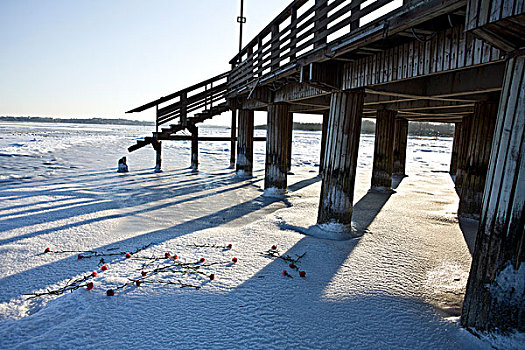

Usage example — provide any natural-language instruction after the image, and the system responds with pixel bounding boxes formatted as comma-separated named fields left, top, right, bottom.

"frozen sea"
left=0, top=121, right=521, bottom=349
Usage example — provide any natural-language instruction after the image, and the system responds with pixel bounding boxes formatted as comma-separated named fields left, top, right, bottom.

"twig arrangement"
left=185, top=243, right=233, bottom=249
left=24, top=272, right=96, bottom=299
left=43, top=244, right=153, bottom=260
left=260, top=245, right=307, bottom=278
left=29, top=243, right=236, bottom=299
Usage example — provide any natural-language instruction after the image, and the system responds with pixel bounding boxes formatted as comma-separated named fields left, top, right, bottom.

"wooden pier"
left=127, top=0, right=524, bottom=333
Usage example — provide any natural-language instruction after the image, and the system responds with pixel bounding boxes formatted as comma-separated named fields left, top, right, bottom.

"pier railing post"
left=314, top=0, right=328, bottom=48
left=458, top=101, right=497, bottom=218
left=461, top=53, right=525, bottom=332
left=393, top=118, right=408, bottom=176
left=372, top=110, right=397, bottom=189
left=180, top=92, right=188, bottom=127
left=236, top=109, right=255, bottom=176
left=317, top=90, right=364, bottom=228
left=264, top=103, right=290, bottom=194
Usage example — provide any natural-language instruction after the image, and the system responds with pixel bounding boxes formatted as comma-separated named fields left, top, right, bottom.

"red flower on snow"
left=200, top=258, right=206, bottom=263
left=92, top=271, right=98, bottom=277
left=232, top=257, right=238, bottom=263
left=299, top=271, right=306, bottom=278
left=136, top=281, right=141, bottom=287
left=106, top=289, right=115, bottom=296
left=141, top=271, right=147, bottom=277
left=227, top=244, right=233, bottom=249
left=209, top=274, right=215, bottom=280
left=271, top=245, right=277, bottom=250
left=125, top=253, right=132, bottom=259
left=44, top=247, right=50, bottom=254
left=173, top=254, right=178, bottom=260
left=86, top=282, right=94, bottom=290
left=165, top=252, right=171, bottom=259
left=101, top=265, right=108, bottom=271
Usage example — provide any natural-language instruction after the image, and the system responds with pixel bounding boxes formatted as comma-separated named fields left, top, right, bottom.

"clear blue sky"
left=0, top=0, right=292, bottom=123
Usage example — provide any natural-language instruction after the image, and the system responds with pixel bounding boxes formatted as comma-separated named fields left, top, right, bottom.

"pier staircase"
left=127, top=72, right=230, bottom=152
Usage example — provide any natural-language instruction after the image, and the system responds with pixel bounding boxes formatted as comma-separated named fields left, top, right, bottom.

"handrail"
left=126, top=71, right=229, bottom=114
left=126, top=71, right=229, bottom=128
left=228, top=0, right=401, bottom=94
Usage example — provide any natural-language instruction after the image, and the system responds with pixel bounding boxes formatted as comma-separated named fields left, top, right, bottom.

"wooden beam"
left=274, top=83, right=329, bottom=104
left=157, top=136, right=266, bottom=142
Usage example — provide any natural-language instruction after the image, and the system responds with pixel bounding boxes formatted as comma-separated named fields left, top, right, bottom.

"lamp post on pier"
left=237, top=0, right=246, bottom=53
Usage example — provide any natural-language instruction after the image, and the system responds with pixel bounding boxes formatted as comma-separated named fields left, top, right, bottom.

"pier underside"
left=127, top=0, right=524, bottom=334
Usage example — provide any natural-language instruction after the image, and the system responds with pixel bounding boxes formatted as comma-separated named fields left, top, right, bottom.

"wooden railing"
left=127, top=72, right=229, bottom=128
left=228, top=0, right=399, bottom=94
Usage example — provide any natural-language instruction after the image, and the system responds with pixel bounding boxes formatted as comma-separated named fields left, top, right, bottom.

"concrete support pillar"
left=455, top=115, right=473, bottom=194
left=287, top=112, right=293, bottom=171
left=230, top=110, right=237, bottom=169
left=264, top=103, right=290, bottom=193
left=458, top=101, right=498, bottom=218
left=319, top=111, right=329, bottom=174
left=153, top=140, right=162, bottom=173
left=236, top=109, right=254, bottom=176
left=317, top=90, right=364, bottom=228
left=449, top=122, right=462, bottom=176
left=372, top=110, right=397, bottom=189
left=462, top=54, right=525, bottom=332
left=393, top=118, right=408, bottom=176
left=191, top=127, right=198, bottom=171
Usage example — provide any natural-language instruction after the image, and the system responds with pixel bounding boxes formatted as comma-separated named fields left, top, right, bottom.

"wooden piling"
left=191, top=127, right=198, bottom=171
left=393, top=118, right=408, bottom=176
left=287, top=112, right=293, bottom=172
left=455, top=115, right=473, bottom=194
left=264, top=103, right=290, bottom=193
left=319, top=111, right=329, bottom=174
left=236, top=109, right=255, bottom=176
left=230, top=110, right=237, bottom=168
left=317, top=90, right=364, bottom=227
left=462, top=53, right=525, bottom=332
left=449, top=122, right=462, bottom=176
left=372, top=110, right=397, bottom=188
left=458, top=101, right=497, bottom=218
left=153, top=140, right=162, bottom=173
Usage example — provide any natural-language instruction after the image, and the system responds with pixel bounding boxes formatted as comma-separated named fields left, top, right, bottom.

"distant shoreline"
left=256, top=121, right=455, bottom=137
left=0, top=116, right=154, bottom=127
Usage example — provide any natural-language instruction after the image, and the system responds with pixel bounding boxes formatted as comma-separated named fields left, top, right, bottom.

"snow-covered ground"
left=0, top=122, right=521, bottom=349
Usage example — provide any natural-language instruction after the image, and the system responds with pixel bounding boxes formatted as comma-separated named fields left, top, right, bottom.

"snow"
left=490, top=262, right=525, bottom=307
left=0, top=122, right=521, bottom=349
left=262, top=187, right=286, bottom=198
